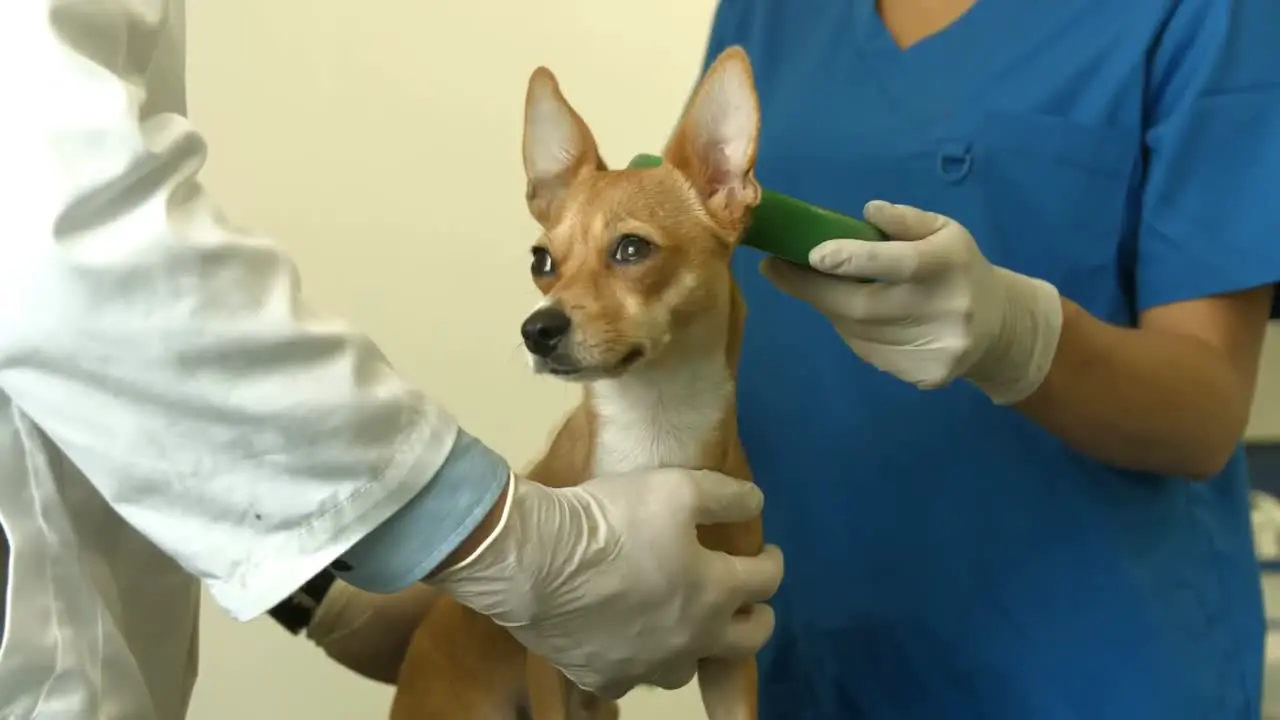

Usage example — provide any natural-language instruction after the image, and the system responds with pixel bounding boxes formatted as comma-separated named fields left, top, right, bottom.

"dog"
left=391, top=45, right=764, bottom=720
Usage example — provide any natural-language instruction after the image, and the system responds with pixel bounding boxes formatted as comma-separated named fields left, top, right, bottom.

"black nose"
left=521, top=306, right=571, bottom=358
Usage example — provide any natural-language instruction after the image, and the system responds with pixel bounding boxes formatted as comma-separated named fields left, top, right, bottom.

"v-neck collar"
left=848, top=0, right=1007, bottom=132
left=854, top=0, right=993, bottom=57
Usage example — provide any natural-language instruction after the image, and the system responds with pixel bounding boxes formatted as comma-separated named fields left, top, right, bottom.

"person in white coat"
left=0, top=2, right=784, bottom=718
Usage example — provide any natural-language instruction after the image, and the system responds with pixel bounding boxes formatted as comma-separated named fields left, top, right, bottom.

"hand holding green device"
left=626, top=153, right=885, bottom=271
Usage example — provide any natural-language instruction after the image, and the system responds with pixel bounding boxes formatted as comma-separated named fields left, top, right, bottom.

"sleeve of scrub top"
left=0, top=4, right=509, bottom=621
left=1136, top=0, right=1280, bottom=311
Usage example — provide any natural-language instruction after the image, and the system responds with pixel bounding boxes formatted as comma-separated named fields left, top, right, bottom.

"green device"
left=626, top=153, right=885, bottom=266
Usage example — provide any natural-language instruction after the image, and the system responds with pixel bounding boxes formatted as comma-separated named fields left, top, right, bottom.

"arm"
left=0, top=7, right=784, bottom=699
left=767, top=0, right=1280, bottom=480
left=1017, top=0, right=1280, bottom=479
left=266, top=576, right=445, bottom=685
left=1018, top=289, right=1273, bottom=480
left=0, top=0, right=508, bottom=620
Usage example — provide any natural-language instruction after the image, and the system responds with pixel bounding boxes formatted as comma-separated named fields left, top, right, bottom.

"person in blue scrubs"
left=703, top=0, right=1280, bottom=717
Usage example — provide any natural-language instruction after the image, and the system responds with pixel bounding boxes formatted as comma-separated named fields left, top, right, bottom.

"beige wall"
left=1250, top=330, right=1280, bottom=442
left=183, top=1, right=1280, bottom=717
left=185, top=1, right=717, bottom=718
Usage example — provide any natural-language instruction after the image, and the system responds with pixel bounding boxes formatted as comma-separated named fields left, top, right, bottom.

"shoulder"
left=1146, top=0, right=1280, bottom=96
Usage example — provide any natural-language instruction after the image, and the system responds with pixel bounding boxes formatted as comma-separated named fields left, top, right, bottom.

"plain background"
left=183, top=1, right=1280, bottom=718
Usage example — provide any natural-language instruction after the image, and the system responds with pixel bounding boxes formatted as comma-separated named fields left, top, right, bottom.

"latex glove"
left=307, top=580, right=444, bottom=684
left=431, top=471, right=783, bottom=700
left=762, top=200, right=1064, bottom=405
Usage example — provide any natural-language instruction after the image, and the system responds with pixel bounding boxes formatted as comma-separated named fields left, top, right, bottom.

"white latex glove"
left=762, top=200, right=1064, bottom=405
left=431, top=471, right=783, bottom=700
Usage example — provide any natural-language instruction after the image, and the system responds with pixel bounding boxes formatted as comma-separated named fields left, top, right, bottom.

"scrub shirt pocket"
left=971, top=110, right=1140, bottom=306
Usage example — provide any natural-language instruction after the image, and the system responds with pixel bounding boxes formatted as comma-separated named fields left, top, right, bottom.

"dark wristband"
left=266, top=569, right=337, bottom=635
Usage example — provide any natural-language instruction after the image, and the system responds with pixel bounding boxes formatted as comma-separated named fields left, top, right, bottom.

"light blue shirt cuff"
left=335, top=429, right=510, bottom=593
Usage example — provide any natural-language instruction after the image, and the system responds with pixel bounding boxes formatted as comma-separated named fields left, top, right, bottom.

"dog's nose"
left=521, top=306, right=571, bottom=358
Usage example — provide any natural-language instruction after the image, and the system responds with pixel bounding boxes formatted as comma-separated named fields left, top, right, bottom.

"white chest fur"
left=589, top=358, right=732, bottom=476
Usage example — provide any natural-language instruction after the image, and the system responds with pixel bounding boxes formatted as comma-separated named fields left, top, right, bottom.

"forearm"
left=1015, top=298, right=1251, bottom=479
left=306, top=581, right=446, bottom=685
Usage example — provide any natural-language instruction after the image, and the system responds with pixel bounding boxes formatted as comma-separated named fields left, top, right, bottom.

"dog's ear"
left=523, top=67, right=604, bottom=228
left=663, top=46, right=761, bottom=231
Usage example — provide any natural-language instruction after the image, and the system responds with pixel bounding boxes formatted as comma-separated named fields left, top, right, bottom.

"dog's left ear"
left=664, top=46, right=762, bottom=232
left=523, top=67, right=604, bottom=229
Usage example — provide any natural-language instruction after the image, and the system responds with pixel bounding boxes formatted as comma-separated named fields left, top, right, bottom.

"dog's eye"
left=612, top=234, right=653, bottom=265
left=530, top=247, right=555, bottom=277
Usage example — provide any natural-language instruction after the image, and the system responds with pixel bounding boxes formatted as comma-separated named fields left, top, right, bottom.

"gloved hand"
left=762, top=200, right=1064, bottom=405
left=430, top=470, right=783, bottom=700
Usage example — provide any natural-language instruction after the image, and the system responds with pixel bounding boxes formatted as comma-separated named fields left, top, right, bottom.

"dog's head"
left=517, top=47, right=761, bottom=381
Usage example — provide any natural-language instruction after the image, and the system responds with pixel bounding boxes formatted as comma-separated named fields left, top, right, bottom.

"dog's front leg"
left=695, top=502, right=763, bottom=720
left=697, top=655, right=757, bottom=720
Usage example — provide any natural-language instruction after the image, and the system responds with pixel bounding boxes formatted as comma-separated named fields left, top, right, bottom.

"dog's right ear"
left=663, top=46, right=761, bottom=234
left=523, top=67, right=603, bottom=228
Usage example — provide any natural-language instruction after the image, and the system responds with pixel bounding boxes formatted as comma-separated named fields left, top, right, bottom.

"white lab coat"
left=0, top=1, right=459, bottom=717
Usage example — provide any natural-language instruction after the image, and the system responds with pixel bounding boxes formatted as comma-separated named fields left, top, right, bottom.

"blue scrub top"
left=703, top=1, right=1280, bottom=718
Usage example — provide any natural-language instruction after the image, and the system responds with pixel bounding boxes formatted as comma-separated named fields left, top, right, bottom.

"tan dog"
left=391, top=46, right=764, bottom=720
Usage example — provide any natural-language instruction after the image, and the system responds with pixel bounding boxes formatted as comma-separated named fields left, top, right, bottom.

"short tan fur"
left=391, top=46, right=764, bottom=720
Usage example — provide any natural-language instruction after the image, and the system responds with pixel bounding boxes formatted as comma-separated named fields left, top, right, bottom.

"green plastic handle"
left=626, top=153, right=885, bottom=266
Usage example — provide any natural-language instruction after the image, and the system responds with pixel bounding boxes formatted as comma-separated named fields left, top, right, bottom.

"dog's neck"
left=587, top=306, right=738, bottom=477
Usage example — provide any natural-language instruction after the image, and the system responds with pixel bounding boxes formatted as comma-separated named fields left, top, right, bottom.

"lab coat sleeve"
left=1135, top=0, right=1280, bottom=311
left=0, top=2, right=509, bottom=620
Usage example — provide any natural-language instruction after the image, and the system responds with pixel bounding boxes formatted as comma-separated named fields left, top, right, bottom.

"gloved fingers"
left=760, top=257, right=856, bottom=310
left=764, top=256, right=941, bottom=324
left=807, top=238, right=929, bottom=282
left=862, top=199, right=949, bottom=241
left=590, top=660, right=696, bottom=700
left=852, top=342, right=961, bottom=389
left=837, top=283, right=931, bottom=324
left=761, top=257, right=890, bottom=319
left=805, top=200, right=967, bottom=282
left=589, top=677, right=633, bottom=702
left=686, top=469, right=765, bottom=525
left=575, top=672, right=631, bottom=701
left=712, top=602, right=776, bottom=658
left=721, top=542, right=784, bottom=605
left=642, top=660, right=699, bottom=692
